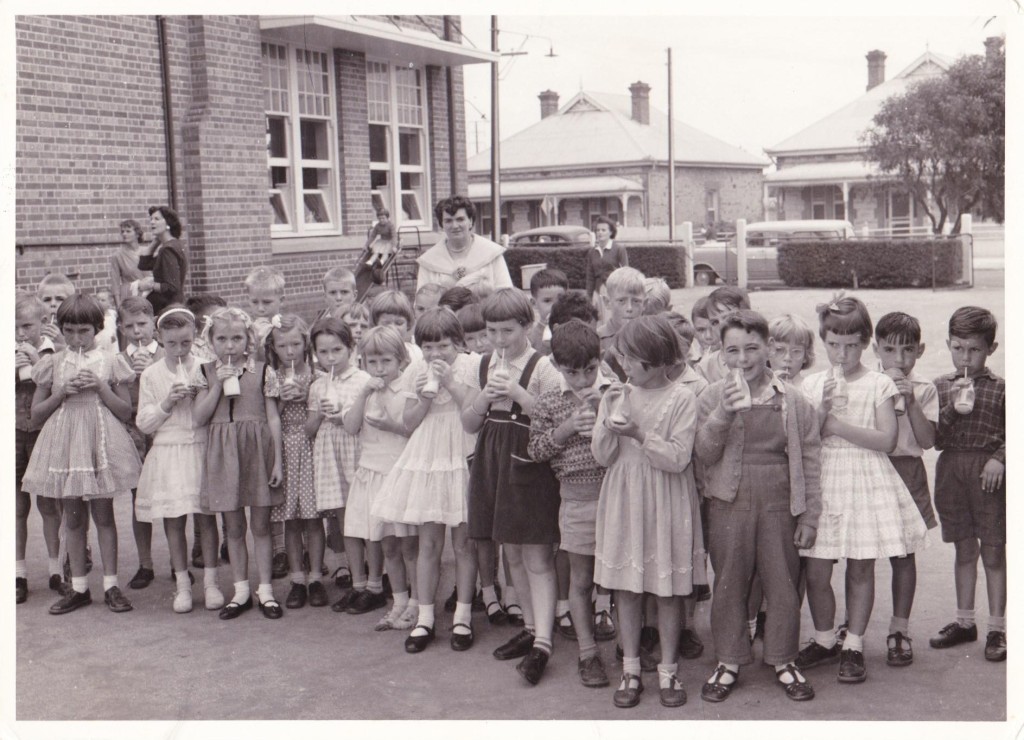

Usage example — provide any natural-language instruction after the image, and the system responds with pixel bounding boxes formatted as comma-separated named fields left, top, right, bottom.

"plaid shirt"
left=934, top=368, right=1005, bottom=464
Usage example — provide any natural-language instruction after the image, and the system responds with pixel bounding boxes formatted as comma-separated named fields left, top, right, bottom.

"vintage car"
left=691, top=219, right=854, bottom=285
left=508, top=225, right=594, bottom=249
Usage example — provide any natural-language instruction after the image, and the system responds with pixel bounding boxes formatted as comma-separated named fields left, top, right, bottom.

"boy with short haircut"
left=690, top=296, right=715, bottom=367
left=118, top=297, right=164, bottom=590
left=864, top=311, right=939, bottom=666
left=642, top=277, right=672, bottom=315
left=368, top=289, right=423, bottom=362
left=37, top=273, right=76, bottom=348
left=243, top=266, right=286, bottom=361
left=695, top=309, right=822, bottom=703
left=414, top=283, right=444, bottom=319
left=528, top=268, right=570, bottom=354
left=439, top=285, right=476, bottom=313
left=316, top=266, right=357, bottom=323
left=597, top=266, right=646, bottom=381
left=527, top=319, right=612, bottom=688
left=929, top=306, right=1005, bottom=662
left=549, top=291, right=599, bottom=331
left=15, top=293, right=62, bottom=603
left=698, top=286, right=751, bottom=384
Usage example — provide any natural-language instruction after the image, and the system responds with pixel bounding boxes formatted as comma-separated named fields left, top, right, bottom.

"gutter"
left=156, top=16, right=178, bottom=210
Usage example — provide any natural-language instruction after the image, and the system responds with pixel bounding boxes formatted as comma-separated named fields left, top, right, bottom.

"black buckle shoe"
left=516, top=647, right=549, bottom=685
left=493, top=629, right=535, bottom=660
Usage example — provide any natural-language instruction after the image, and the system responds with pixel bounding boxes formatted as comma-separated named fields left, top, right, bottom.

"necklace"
left=447, top=236, right=471, bottom=256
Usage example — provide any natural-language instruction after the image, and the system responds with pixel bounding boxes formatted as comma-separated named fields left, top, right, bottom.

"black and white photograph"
left=4, top=1, right=1016, bottom=737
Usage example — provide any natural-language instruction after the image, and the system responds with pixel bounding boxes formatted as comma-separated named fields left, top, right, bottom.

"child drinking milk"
left=192, top=307, right=284, bottom=620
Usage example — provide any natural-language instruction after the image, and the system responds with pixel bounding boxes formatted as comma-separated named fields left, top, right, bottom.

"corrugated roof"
left=467, top=175, right=644, bottom=199
left=767, top=51, right=953, bottom=155
left=467, top=90, right=767, bottom=173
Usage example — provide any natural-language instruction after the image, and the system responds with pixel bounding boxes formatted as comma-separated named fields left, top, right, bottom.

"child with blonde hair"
left=369, top=290, right=423, bottom=363
left=768, top=314, right=816, bottom=386
left=192, top=307, right=285, bottom=620
left=642, top=277, right=672, bottom=315
left=316, top=267, right=357, bottom=324
left=243, top=267, right=286, bottom=359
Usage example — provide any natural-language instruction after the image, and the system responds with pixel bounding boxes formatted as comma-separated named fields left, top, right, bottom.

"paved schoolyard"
left=12, top=279, right=1012, bottom=731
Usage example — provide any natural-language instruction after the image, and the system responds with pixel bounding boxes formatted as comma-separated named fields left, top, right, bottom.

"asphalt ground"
left=8, top=276, right=1016, bottom=737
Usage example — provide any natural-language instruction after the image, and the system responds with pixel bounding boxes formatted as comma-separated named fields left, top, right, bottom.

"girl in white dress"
left=373, top=308, right=481, bottom=653
left=135, top=306, right=224, bottom=613
left=342, top=327, right=419, bottom=628
left=798, top=294, right=927, bottom=685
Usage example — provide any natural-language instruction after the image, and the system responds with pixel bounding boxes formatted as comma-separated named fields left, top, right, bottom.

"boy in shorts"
left=929, top=306, right=1005, bottom=662
left=527, top=319, right=612, bottom=687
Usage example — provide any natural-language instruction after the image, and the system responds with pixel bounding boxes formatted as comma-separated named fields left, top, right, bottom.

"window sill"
left=270, top=234, right=366, bottom=255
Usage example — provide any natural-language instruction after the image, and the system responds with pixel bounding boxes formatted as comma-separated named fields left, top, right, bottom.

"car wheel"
left=693, top=268, right=715, bottom=287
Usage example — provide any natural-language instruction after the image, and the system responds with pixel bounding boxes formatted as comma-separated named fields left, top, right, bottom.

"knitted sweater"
left=528, top=388, right=606, bottom=500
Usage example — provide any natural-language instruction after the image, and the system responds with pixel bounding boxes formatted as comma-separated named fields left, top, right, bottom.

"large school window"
left=262, top=42, right=340, bottom=236
left=367, top=60, right=429, bottom=226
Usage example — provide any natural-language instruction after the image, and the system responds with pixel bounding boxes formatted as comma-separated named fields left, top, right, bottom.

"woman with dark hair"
left=138, top=206, right=188, bottom=315
left=416, top=195, right=513, bottom=292
left=585, top=216, right=629, bottom=322
left=109, top=219, right=151, bottom=308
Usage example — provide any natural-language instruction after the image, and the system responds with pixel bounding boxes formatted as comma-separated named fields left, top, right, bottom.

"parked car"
left=508, top=225, right=594, bottom=248
left=691, top=219, right=854, bottom=285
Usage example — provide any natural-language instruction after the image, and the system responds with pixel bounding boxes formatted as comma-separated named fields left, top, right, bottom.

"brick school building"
left=15, top=15, right=491, bottom=315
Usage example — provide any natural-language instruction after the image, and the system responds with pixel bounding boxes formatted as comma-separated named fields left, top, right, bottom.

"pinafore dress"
left=467, top=352, right=561, bottom=544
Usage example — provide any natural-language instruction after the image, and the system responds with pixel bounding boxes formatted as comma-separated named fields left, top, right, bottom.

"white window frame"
left=366, top=58, right=430, bottom=228
left=262, top=41, right=341, bottom=238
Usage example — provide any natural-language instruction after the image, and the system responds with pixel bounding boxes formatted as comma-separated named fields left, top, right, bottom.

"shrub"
left=776, top=238, right=964, bottom=288
left=502, top=244, right=689, bottom=290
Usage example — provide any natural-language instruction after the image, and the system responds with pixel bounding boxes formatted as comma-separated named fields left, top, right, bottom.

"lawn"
left=669, top=281, right=1005, bottom=381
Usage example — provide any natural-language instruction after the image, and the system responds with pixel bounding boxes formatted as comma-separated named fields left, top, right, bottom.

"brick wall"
left=15, top=13, right=465, bottom=311
left=647, top=167, right=763, bottom=226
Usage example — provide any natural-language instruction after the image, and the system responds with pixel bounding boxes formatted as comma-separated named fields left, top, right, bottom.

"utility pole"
left=667, top=48, right=676, bottom=242
left=490, top=16, right=501, bottom=243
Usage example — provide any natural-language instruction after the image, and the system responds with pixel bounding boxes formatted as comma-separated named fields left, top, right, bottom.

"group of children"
left=14, top=260, right=1005, bottom=711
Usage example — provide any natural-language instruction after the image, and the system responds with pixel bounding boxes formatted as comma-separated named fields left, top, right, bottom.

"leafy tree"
left=862, top=43, right=1004, bottom=234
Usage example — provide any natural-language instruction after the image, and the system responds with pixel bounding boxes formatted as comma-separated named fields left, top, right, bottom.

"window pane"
left=394, top=67, right=423, bottom=126
left=400, top=172, right=421, bottom=189
left=269, top=192, right=290, bottom=225
left=270, top=166, right=288, bottom=187
left=262, top=43, right=289, bottom=114
left=369, top=125, right=389, bottom=164
left=302, top=167, right=329, bottom=189
left=267, top=117, right=287, bottom=159
left=370, top=170, right=389, bottom=189
left=300, top=120, right=329, bottom=160
left=400, top=192, right=422, bottom=221
left=303, top=194, right=330, bottom=224
left=399, top=128, right=421, bottom=166
left=296, top=49, right=330, bottom=117
left=366, top=61, right=390, bottom=123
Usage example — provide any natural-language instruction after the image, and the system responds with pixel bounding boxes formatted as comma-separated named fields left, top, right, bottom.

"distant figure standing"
left=584, top=216, right=628, bottom=324
left=109, top=219, right=151, bottom=308
left=137, top=206, right=188, bottom=315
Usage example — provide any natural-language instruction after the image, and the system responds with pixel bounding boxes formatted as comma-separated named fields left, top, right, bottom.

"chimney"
left=629, top=81, right=650, bottom=125
left=866, top=50, right=887, bottom=91
left=538, top=90, right=559, bottom=119
left=984, top=36, right=1003, bottom=61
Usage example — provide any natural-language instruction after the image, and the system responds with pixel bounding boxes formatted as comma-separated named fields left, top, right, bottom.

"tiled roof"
left=467, top=90, right=767, bottom=173
left=767, top=51, right=953, bottom=156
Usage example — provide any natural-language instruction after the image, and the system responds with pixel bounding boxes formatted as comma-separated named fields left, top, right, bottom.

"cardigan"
left=584, top=241, right=629, bottom=296
left=138, top=239, right=187, bottom=314
left=694, top=376, right=822, bottom=530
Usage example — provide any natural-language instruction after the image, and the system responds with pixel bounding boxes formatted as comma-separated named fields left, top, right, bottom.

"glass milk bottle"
left=222, top=357, right=241, bottom=398
left=954, top=368, right=975, bottom=415
left=732, top=367, right=752, bottom=411
left=831, top=364, right=848, bottom=411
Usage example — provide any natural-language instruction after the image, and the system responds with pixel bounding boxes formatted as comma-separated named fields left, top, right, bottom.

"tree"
left=862, top=44, right=1004, bottom=234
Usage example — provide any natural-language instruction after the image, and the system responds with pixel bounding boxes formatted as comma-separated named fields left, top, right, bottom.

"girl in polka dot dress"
left=265, top=314, right=326, bottom=609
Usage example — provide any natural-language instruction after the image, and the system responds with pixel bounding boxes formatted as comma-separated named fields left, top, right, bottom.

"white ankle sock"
left=814, top=629, right=837, bottom=648
left=71, top=576, right=88, bottom=594
left=556, top=599, right=570, bottom=617
left=103, top=575, right=118, bottom=592
left=256, top=582, right=274, bottom=603
left=15, top=561, right=27, bottom=579
left=232, top=580, right=251, bottom=604
left=844, top=632, right=864, bottom=652
left=290, top=571, right=306, bottom=585
left=417, top=603, right=435, bottom=629
left=175, top=571, right=191, bottom=592
left=48, top=558, right=61, bottom=576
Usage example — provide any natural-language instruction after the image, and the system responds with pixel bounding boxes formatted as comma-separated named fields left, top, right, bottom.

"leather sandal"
left=775, top=663, right=814, bottom=701
left=485, top=600, right=508, bottom=625
left=405, top=625, right=435, bottom=654
left=218, top=596, right=253, bottom=621
left=700, top=664, right=738, bottom=703
left=612, top=672, right=644, bottom=708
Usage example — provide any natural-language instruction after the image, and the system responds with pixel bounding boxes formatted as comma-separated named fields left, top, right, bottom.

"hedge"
left=776, top=238, right=964, bottom=288
left=503, top=244, right=688, bottom=290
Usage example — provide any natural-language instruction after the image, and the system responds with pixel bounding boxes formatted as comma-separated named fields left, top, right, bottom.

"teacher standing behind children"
left=416, top=196, right=513, bottom=293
